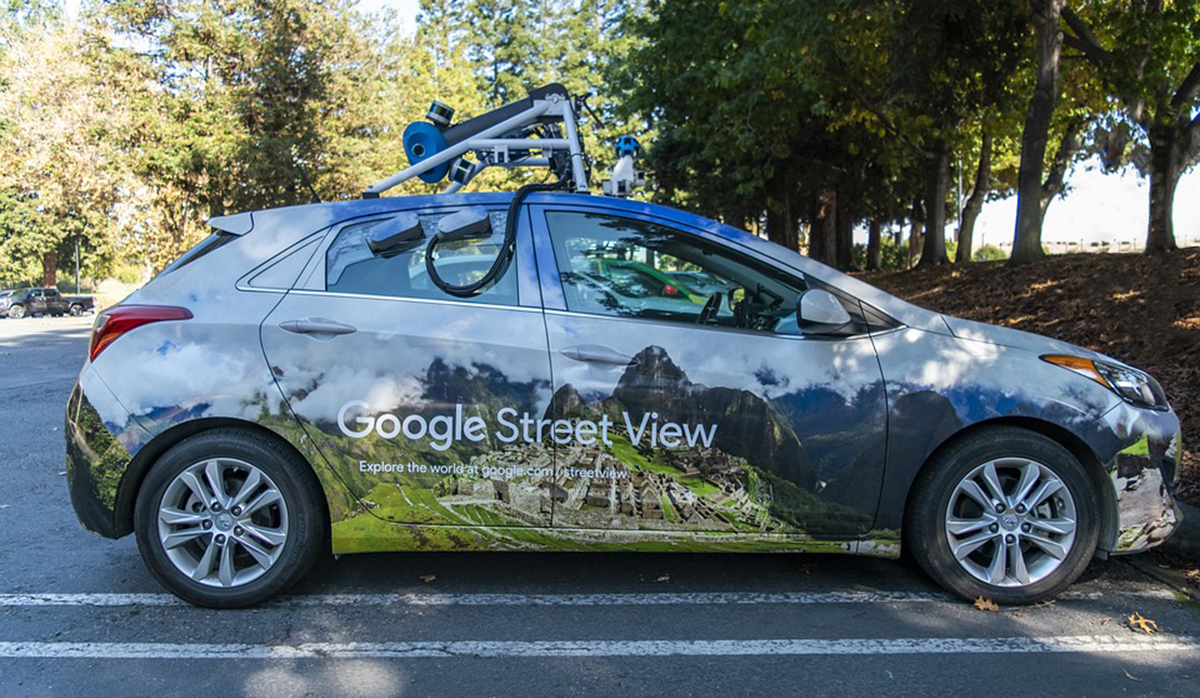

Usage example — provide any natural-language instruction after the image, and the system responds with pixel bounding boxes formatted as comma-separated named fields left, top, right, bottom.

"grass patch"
left=660, top=494, right=680, bottom=523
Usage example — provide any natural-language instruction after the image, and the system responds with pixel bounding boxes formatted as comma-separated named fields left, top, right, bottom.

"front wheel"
left=8, top=304, right=24, bottom=319
left=905, top=427, right=1100, bottom=605
left=134, top=429, right=326, bottom=608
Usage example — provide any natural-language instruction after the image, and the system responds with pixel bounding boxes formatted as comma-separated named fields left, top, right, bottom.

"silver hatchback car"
left=66, top=191, right=1182, bottom=607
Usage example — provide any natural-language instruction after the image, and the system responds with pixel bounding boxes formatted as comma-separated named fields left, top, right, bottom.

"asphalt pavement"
left=0, top=315, right=1197, bottom=697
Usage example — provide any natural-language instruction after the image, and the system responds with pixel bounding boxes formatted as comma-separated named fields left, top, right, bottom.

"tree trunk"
left=908, top=200, right=924, bottom=268
left=956, top=132, right=992, bottom=263
left=866, top=220, right=882, bottom=271
left=1038, top=118, right=1084, bottom=228
left=835, top=189, right=855, bottom=271
left=41, top=251, right=57, bottom=288
left=1011, top=0, right=1064, bottom=267
left=765, top=184, right=798, bottom=251
left=1146, top=122, right=1181, bottom=254
left=809, top=188, right=837, bottom=266
left=918, top=140, right=951, bottom=267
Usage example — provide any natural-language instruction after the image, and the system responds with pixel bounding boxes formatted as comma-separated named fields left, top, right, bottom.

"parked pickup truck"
left=0, top=288, right=95, bottom=319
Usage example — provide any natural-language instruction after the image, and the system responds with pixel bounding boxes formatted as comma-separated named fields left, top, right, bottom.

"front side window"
left=324, top=210, right=517, bottom=306
left=545, top=211, right=806, bottom=335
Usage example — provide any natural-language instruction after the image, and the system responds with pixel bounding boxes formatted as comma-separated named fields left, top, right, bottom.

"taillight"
left=89, top=305, right=193, bottom=361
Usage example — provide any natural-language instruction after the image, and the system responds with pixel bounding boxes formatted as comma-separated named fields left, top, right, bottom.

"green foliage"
left=974, top=244, right=1007, bottom=262
left=113, top=262, right=141, bottom=285
left=853, top=234, right=910, bottom=271
left=0, top=0, right=1194, bottom=277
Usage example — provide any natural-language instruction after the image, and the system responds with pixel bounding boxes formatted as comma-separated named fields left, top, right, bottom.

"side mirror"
left=436, top=208, right=492, bottom=243
left=796, top=289, right=852, bottom=333
left=367, top=213, right=424, bottom=256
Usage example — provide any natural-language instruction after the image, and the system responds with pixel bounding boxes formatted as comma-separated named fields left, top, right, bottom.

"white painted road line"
left=0, top=635, right=1195, bottom=659
left=0, top=591, right=948, bottom=607
left=0, top=588, right=1175, bottom=608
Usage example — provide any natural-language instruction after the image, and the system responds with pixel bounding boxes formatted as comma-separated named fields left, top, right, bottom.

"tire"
left=69, top=304, right=84, bottom=317
left=905, top=426, right=1100, bottom=605
left=134, top=428, right=326, bottom=608
left=8, top=304, right=24, bottom=319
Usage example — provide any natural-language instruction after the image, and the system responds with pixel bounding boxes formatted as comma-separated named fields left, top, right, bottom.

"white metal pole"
left=558, top=100, right=589, bottom=193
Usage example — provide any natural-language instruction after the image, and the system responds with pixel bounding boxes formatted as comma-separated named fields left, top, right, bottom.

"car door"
left=43, top=289, right=62, bottom=313
left=27, top=290, right=44, bottom=314
left=260, top=205, right=557, bottom=536
left=533, top=205, right=888, bottom=539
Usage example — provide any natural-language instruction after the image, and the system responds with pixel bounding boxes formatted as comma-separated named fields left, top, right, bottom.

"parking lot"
left=0, top=316, right=1197, bottom=697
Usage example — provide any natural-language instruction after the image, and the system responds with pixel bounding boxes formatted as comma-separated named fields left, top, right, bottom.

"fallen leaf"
left=1124, top=669, right=1142, bottom=682
left=419, top=574, right=436, bottom=584
left=973, top=596, right=999, bottom=612
left=1011, top=611, right=1025, bottom=617
left=655, top=574, right=670, bottom=583
left=1100, top=618, right=1112, bottom=625
left=1127, top=612, right=1159, bottom=635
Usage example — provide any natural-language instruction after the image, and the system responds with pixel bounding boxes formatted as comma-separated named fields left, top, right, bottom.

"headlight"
left=1042, top=355, right=1168, bottom=410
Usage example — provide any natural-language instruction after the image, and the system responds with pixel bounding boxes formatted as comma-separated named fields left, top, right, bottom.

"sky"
left=62, top=0, right=1200, bottom=249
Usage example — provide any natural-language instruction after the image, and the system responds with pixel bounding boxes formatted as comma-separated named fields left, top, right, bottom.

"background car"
left=65, top=192, right=1182, bottom=608
left=5, top=287, right=94, bottom=318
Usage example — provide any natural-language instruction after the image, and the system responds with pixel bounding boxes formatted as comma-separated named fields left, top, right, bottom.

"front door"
left=533, top=206, right=888, bottom=541
left=261, top=205, right=557, bottom=548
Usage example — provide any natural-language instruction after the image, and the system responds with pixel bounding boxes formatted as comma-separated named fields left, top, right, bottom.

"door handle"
left=279, top=318, right=358, bottom=337
left=560, top=345, right=638, bottom=366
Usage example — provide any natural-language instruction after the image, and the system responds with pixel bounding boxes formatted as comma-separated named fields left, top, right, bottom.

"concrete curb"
left=1162, top=500, right=1200, bottom=563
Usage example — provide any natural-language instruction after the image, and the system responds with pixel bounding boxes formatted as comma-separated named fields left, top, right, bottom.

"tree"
left=1011, top=0, right=1065, bottom=266
left=1062, top=1, right=1200, bottom=253
left=0, top=19, right=131, bottom=286
left=956, top=131, right=992, bottom=263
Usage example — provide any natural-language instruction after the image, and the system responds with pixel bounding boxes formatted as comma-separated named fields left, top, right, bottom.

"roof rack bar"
left=559, top=97, right=588, bottom=193
left=364, top=101, right=552, bottom=196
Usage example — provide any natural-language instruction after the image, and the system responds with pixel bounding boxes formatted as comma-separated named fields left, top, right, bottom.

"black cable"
left=425, top=179, right=567, bottom=298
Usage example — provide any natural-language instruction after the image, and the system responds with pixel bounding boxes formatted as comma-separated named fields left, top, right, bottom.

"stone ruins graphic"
left=343, top=345, right=874, bottom=538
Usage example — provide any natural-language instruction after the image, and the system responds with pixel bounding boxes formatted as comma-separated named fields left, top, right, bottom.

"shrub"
left=973, top=244, right=1007, bottom=262
left=114, top=263, right=141, bottom=285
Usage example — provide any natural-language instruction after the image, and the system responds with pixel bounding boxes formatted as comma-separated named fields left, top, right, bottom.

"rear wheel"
left=905, top=427, right=1099, bottom=605
left=69, top=304, right=84, bottom=317
left=135, top=429, right=326, bottom=608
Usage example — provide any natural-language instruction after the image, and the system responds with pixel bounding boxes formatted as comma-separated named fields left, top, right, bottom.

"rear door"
left=260, top=205, right=557, bottom=536
left=533, top=204, right=888, bottom=540
left=43, top=289, right=63, bottom=313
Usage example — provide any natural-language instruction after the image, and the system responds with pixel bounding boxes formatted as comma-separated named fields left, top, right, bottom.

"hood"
left=941, top=315, right=1107, bottom=361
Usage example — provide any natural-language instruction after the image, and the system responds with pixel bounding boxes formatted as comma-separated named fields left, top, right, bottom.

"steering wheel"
left=697, top=292, right=722, bottom=325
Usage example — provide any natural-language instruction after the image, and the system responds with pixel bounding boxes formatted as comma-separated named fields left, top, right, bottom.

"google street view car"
left=66, top=85, right=1182, bottom=608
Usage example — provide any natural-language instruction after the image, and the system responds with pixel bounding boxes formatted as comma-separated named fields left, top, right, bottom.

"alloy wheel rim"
left=157, top=458, right=289, bottom=588
left=944, top=457, right=1077, bottom=588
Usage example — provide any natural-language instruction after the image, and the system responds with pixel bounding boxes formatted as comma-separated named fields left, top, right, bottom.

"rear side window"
left=157, top=232, right=238, bottom=277
left=324, top=210, right=517, bottom=306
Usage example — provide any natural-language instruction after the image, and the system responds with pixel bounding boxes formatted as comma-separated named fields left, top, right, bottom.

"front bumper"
left=65, top=368, right=149, bottom=538
left=1090, top=402, right=1184, bottom=554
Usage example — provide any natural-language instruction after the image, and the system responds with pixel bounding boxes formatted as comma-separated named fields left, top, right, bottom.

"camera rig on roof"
left=362, top=83, right=641, bottom=199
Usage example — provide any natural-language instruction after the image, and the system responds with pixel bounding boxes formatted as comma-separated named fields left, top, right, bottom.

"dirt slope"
left=860, top=249, right=1199, bottom=505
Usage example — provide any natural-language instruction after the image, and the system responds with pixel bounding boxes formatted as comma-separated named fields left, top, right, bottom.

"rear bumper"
left=65, top=368, right=149, bottom=538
